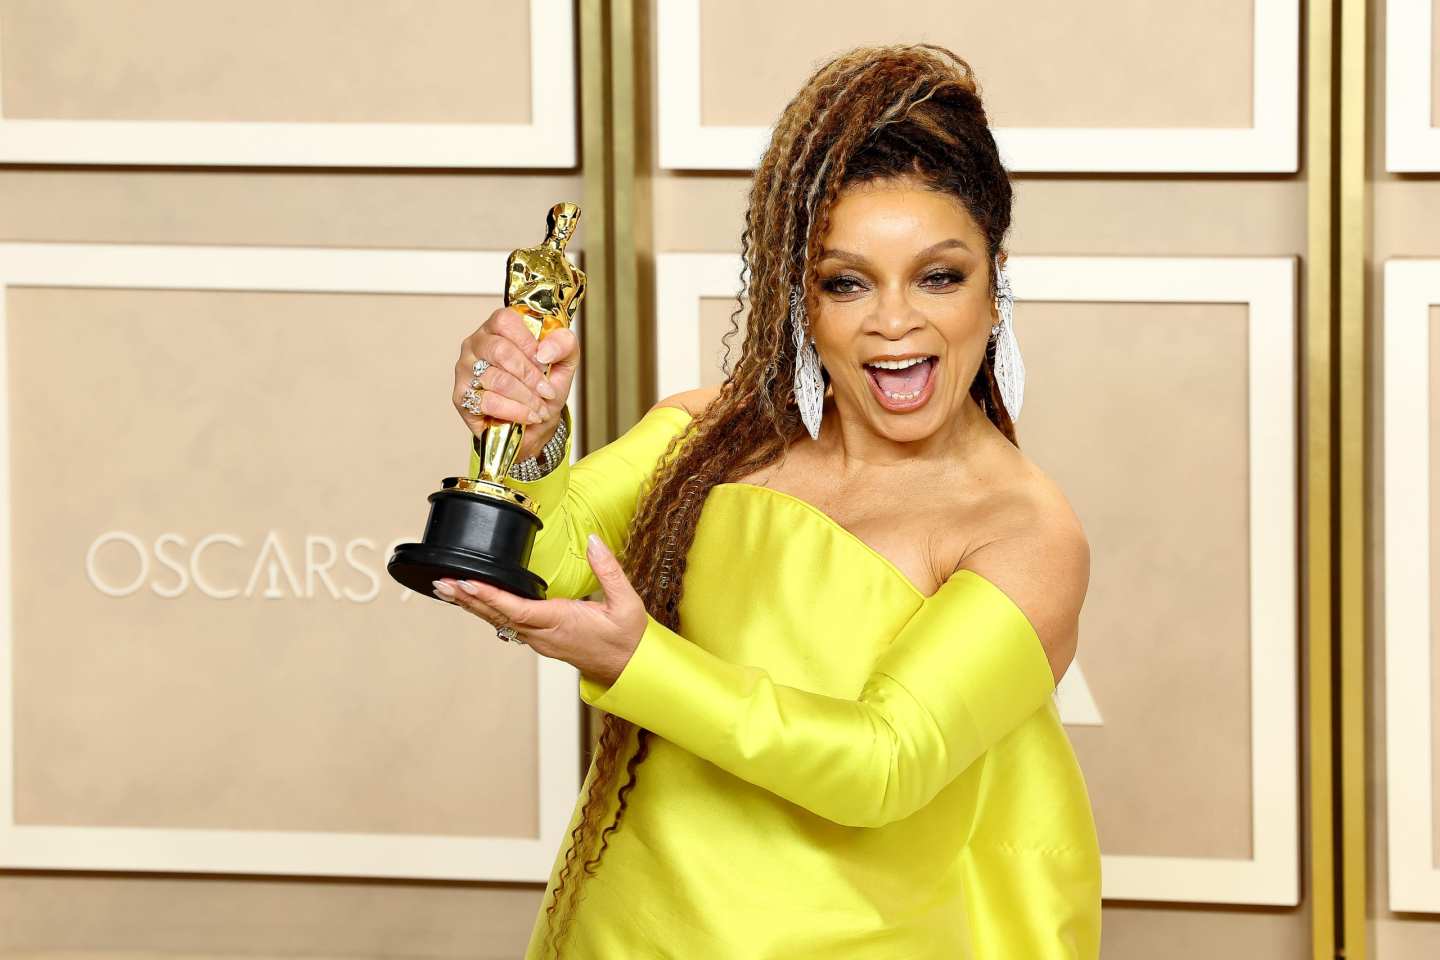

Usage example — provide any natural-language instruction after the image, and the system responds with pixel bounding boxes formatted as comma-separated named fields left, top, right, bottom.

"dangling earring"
left=990, top=254, right=1025, bottom=421
left=790, top=284, right=825, bottom=439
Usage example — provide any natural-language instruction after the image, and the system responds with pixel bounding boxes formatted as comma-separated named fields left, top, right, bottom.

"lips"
left=863, top=356, right=937, bottom=411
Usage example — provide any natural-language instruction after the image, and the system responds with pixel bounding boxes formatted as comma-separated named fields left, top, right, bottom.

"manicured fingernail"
left=457, top=580, right=481, bottom=595
left=536, top=341, right=557, bottom=362
left=587, top=533, right=603, bottom=552
left=536, top=378, right=557, bottom=400
left=432, top=580, right=456, bottom=599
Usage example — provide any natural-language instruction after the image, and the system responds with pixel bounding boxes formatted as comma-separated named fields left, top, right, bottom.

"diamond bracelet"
left=475, top=410, right=569, bottom=482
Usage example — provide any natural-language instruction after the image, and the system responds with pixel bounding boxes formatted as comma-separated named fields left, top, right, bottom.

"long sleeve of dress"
left=577, top=569, right=1058, bottom=829
left=467, top=404, right=692, bottom=600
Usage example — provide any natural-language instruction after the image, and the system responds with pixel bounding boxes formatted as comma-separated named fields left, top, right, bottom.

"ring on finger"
left=454, top=586, right=518, bottom=642
left=469, top=363, right=490, bottom=392
left=473, top=358, right=491, bottom=378
left=486, top=608, right=525, bottom=644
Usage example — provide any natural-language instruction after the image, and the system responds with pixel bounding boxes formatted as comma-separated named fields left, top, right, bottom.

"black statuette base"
left=388, top=484, right=548, bottom=601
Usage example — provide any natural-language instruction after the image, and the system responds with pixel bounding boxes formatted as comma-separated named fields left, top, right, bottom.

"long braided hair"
left=538, top=43, right=1017, bottom=955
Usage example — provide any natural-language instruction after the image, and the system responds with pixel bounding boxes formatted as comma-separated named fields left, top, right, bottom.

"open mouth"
left=862, top=355, right=937, bottom=410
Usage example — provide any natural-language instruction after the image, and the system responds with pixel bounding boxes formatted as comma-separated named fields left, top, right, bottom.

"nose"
left=866, top=284, right=927, bottom=342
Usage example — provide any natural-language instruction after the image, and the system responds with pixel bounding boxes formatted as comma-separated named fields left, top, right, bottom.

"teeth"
left=866, top=356, right=929, bottom=370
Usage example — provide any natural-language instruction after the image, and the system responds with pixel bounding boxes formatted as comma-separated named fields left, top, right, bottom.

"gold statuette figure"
left=473, top=200, right=586, bottom=484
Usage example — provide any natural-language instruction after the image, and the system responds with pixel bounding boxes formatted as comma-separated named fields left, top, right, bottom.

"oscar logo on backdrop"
left=387, top=202, right=586, bottom=601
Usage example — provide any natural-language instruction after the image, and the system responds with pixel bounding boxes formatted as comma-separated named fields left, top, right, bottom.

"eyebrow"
left=818, top=238, right=972, bottom=265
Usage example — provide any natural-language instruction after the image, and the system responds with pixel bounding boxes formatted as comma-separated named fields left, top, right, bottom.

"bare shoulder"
left=956, top=458, right=1091, bottom=687
left=648, top=385, right=721, bottom=418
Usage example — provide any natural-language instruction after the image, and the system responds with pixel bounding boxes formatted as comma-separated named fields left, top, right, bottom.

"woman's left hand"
left=432, top=533, right=646, bottom=686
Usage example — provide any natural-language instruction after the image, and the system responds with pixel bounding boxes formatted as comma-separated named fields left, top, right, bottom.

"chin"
left=879, top=417, right=938, bottom=442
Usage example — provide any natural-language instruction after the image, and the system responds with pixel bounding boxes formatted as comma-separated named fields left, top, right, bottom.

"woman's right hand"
left=455, top=307, right=579, bottom=463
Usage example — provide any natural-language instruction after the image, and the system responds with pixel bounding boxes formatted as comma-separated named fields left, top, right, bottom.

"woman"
left=435, top=44, right=1101, bottom=960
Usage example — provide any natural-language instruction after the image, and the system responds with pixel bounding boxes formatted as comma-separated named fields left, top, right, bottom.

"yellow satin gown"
left=470, top=403, right=1102, bottom=959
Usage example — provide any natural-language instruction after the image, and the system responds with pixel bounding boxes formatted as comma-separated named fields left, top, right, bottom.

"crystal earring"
left=790, top=285, right=825, bottom=439
left=989, top=254, right=1025, bottom=421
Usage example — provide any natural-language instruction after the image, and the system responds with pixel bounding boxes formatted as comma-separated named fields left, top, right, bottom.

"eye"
left=920, top=269, right=964, bottom=289
left=821, top=274, right=868, bottom=296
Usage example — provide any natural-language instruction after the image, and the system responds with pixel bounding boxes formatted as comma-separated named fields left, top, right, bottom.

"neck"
left=819, top=389, right=987, bottom=477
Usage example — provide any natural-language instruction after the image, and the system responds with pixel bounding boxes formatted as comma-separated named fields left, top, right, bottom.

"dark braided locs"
left=536, top=43, right=1017, bottom=956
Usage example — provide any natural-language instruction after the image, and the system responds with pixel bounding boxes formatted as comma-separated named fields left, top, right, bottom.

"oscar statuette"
left=387, top=202, right=586, bottom=601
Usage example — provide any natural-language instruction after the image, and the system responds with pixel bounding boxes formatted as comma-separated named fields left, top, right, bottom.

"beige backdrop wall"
left=0, top=1, right=579, bottom=957
left=0, top=1, right=1334, bottom=959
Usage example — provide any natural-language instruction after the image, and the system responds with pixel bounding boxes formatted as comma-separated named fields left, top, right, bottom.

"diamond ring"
left=496, top=625, right=523, bottom=644
left=462, top=359, right=491, bottom=416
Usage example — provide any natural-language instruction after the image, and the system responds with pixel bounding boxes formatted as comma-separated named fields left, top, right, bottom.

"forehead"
left=822, top=177, right=982, bottom=251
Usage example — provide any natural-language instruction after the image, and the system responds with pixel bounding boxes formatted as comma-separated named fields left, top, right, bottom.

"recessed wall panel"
left=8, top=286, right=539, bottom=838
left=699, top=0, right=1252, bottom=129
left=0, top=0, right=531, bottom=123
